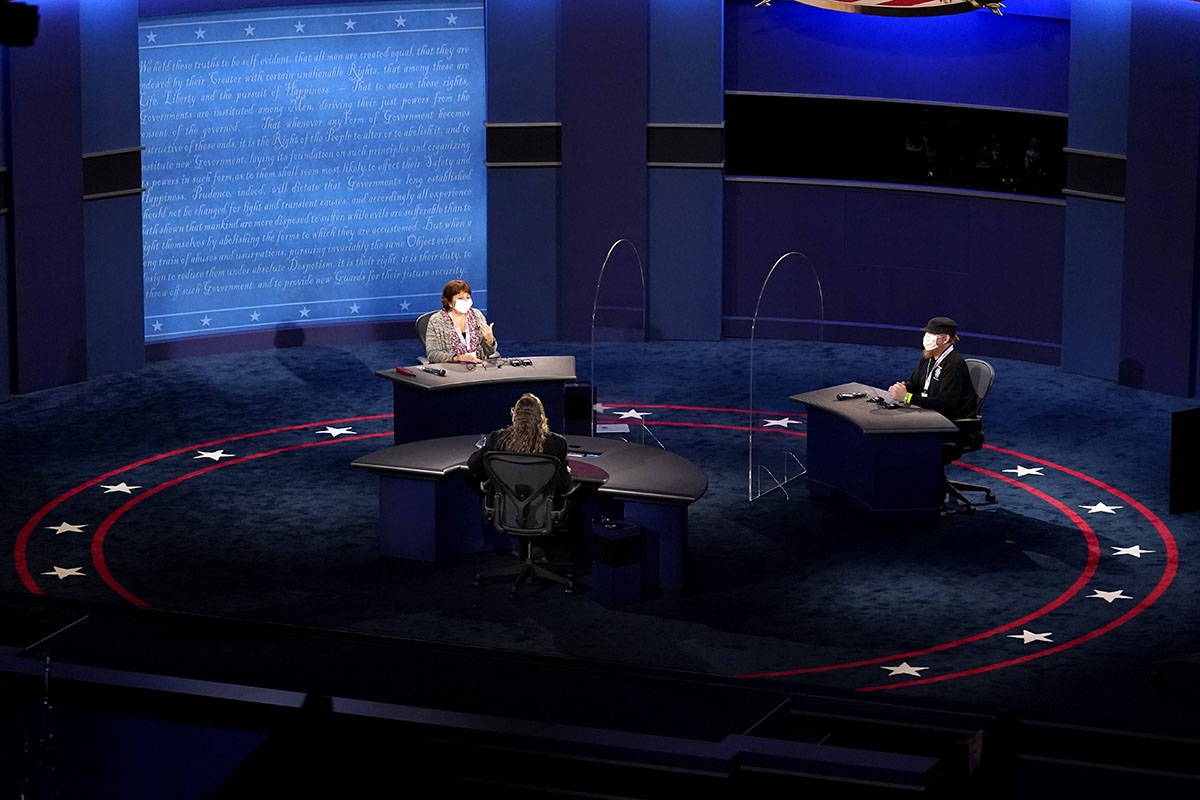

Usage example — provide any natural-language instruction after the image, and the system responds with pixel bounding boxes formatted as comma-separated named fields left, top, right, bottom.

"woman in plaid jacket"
left=425, top=279, right=499, bottom=364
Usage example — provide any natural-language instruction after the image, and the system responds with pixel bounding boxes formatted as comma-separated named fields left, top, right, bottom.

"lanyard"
left=922, top=346, right=953, bottom=395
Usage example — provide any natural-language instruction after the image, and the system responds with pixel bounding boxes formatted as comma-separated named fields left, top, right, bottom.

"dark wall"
left=724, top=180, right=1064, bottom=364
left=722, top=2, right=1070, bottom=364
left=4, top=1, right=1200, bottom=397
left=1120, top=0, right=1200, bottom=397
left=726, top=1, right=1070, bottom=112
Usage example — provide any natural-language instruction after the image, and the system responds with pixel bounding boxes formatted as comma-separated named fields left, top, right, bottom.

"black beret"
left=922, top=316, right=959, bottom=335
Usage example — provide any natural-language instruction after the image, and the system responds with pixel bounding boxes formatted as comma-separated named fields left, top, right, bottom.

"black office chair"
left=944, top=358, right=997, bottom=512
left=474, top=452, right=579, bottom=598
left=414, top=310, right=435, bottom=364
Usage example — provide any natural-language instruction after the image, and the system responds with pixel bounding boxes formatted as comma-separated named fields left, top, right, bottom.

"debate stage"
left=2, top=337, right=1199, bottom=791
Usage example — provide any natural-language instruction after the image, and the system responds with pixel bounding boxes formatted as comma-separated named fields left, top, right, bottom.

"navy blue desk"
left=351, top=435, right=708, bottom=592
left=791, top=383, right=958, bottom=526
left=377, top=356, right=576, bottom=444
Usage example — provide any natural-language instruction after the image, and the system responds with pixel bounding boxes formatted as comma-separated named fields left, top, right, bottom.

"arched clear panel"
left=589, top=239, right=654, bottom=445
left=747, top=251, right=826, bottom=501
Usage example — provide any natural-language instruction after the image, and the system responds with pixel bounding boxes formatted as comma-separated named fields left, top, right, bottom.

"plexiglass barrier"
left=589, top=239, right=655, bottom=445
left=747, top=251, right=826, bottom=500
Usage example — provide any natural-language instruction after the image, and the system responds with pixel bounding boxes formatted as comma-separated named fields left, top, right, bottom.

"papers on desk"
left=595, top=423, right=630, bottom=434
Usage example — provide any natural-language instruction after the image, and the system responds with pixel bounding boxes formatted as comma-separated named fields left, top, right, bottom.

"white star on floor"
left=616, top=409, right=651, bottom=420
left=881, top=662, right=929, bottom=677
left=1088, top=589, right=1132, bottom=603
left=200, top=315, right=212, bottom=327
left=100, top=482, right=142, bottom=494
left=1002, top=466, right=1044, bottom=477
left=1112, top=545, right=1154, bottom=558
left=1007, top=630, right=1053, bottom=644
left=349, top=304, right=360, bottom=314
left=243, top=25, right=255, bottom=36
left=316, top=426, right=355, bottom=438
left=1080, top=502, right=1123, bottom=514
left=145, top=31, right=157, bottom=44
left=151, top=321, right=163, bottom=332
left=446, top=13, right=458, bottom=24
left=250, top=311, right=261, bottom=322
left=344, top=18, right=356, bottom=30
left=299, top=307, right=311, bottom=318
left=592, top=403, right=609, bottom=414
left=762, top=417, right=799, bottom=428
left=42, top=566, right=85, bottom=580
left=194, top=449, right=235, bottom=461
left=194, top=28, right=206, bottom=39
left=400, top=300, right=411, bottom=311
left=46, top=522, right=86, bottom=535
left=394, top=15, right=406, bottom=28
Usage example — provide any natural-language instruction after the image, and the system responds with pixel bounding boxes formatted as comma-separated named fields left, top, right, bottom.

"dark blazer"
left=467, top=430, right=572, bottom=494
left=904, top=348, right=978, bottom=420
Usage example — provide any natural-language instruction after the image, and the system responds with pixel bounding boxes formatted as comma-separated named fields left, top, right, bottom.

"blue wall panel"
left=486, top=0, right=558, bottom=123
left=724, top=181, right=1064, bottom=364
left=1067, top=0, right=1130, bottom=156
left=1120, top=0, right=1200, bottom=396
left=485, top=0, right=560, bottom=343
left=559, top=0, right=647, bottom=341
left=1, top=53, right=9, bottom=398
left=648, top=169, right=723, bottom=341
left=85, top=197, right=148, bottom=377
left=1062, top=197, right=1124, bottom=379
left=81, top=0, right=146, bottom=377
left=649, top=0, right=722, bottom=124
left=646, top=0, right=723, bottom=342
left=726, top=2, right=1069, bottom=113
left=1060, top=0, right=1131, bottom=382
left=1, top=221, right=8, bottom=398
left=7, top=0, right=87, bottom=392
left=487, top=168, right=559, bottom=341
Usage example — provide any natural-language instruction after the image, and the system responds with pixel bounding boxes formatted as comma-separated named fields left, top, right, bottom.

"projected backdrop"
left=138, top=2, right=485, bottom=341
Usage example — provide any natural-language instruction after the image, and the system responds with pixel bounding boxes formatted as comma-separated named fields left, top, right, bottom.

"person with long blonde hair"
left=467, top=393, right=571, bottom=492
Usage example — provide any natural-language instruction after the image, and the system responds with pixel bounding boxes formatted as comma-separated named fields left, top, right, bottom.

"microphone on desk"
left=421, top=366, right=447, bottom=376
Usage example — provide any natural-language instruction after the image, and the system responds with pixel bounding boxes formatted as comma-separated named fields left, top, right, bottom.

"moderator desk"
left=377, top=356, right=577, bottom=444
left=352, top=435, right=708, bottom=591
left=791, top=382, right=958, bottom=526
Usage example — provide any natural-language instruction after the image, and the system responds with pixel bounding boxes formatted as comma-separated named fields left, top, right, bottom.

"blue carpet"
left=2, top=338, right=1198, bottom=736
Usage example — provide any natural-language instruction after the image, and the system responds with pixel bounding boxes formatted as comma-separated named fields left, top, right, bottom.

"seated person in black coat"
left=467, top=392, right=572, bottom=496
left=468, top=392, right=574, bottom=559
left=887, top=316, right=978, bottom=420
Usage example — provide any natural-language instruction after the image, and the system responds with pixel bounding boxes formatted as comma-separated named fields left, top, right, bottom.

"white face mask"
left=922, top=333, right=940, bottom=351
left=453, top=298, right=472, bottom=314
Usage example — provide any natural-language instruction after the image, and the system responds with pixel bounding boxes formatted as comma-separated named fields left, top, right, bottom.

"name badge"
left=933, top=365, right=942, bottom=380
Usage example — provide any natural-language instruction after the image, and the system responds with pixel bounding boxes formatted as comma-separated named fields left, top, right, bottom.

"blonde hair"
left=497, top=393, right=549, bottom=453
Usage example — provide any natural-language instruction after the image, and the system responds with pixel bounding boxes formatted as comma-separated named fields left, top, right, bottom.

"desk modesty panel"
left=791, top=383, right=956, bottom=525
left=352, top=435, right=707, bottom=589
left=377, top=356, right=577, bottom=444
